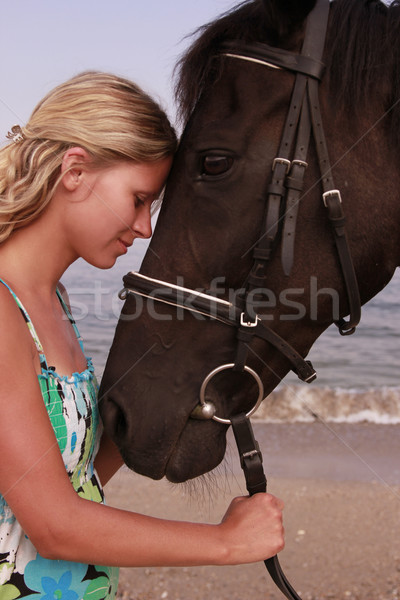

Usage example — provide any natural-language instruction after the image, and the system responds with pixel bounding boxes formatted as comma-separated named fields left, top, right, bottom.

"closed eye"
left=134, top=195, right=146, bottom=208
left=201, top=155, right=234, bottom=177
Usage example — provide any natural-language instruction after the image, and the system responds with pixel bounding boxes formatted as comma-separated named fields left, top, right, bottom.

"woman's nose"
left=133, top=205, right=152, bottom=239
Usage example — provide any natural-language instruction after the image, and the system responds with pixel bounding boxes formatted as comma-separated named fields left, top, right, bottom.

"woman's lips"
left=118, top=238, right=132, bottom=253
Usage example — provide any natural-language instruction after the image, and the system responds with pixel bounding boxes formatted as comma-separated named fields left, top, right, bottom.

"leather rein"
left=119, top=1, right=362, bottom=597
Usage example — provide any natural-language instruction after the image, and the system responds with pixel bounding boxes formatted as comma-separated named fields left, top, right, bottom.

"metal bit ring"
left=199, top=363, right=264, bottom=424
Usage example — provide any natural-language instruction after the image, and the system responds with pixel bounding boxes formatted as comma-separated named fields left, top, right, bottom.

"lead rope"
left=231, top=414, right=302, bottom=600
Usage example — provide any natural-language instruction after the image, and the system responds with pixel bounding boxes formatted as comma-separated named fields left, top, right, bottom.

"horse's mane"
left=175, top=0, right=400, bottom=146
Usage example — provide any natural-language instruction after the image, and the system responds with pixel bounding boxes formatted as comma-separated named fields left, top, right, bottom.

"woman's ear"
left=60, top=147, right=92, bottom=192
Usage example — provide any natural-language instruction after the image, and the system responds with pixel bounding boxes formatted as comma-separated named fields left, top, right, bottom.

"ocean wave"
left=254, top=385, right=400, bottom=424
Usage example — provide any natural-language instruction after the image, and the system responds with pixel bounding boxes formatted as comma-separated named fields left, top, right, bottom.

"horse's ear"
left=261, top=0, right=317, bottom=25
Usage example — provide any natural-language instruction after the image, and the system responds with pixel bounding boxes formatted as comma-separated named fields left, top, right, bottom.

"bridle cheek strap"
left=223, top=0, right=361, bottom=342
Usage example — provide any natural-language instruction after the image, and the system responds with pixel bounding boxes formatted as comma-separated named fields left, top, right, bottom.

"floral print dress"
left=0, top=280, right=119, bottom=600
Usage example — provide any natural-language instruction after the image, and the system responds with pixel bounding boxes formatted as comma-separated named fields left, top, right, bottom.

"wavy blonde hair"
left=0, top=71, right=177, bottom=242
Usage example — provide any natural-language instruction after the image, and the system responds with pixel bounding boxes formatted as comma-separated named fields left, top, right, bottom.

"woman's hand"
left=217, top=493, right=285, bottom=565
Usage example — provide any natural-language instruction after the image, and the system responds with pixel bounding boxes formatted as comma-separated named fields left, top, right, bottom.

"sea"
left=61, top=242, right=400, bottom=427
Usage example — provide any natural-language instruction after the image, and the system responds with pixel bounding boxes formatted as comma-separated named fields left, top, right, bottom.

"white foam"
left=253, top=385, right=400, bottom=424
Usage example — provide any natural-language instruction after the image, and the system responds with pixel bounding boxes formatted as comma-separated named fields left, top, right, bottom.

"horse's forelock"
left=174, top=0, right=400, bottom=149
left=174, top=0, right=313, bottom=125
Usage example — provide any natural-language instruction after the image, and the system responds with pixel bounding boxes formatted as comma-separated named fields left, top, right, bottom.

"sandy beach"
left=105, top=423, right=400, bottom=600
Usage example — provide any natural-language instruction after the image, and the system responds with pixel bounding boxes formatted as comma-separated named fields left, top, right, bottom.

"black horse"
left=100, top=0, right=400, bottom=485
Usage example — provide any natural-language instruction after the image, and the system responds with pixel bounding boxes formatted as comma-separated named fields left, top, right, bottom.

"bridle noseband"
left=119, top=1, right=362, bottom=598
left=119, top=270, right=317, bottom=386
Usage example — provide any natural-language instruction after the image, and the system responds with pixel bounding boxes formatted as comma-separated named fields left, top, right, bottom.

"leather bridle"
left=118, top=1, right=362, bottom=598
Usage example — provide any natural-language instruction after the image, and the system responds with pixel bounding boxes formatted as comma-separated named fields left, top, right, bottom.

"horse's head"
left=100, top=0, right=400, bottom=482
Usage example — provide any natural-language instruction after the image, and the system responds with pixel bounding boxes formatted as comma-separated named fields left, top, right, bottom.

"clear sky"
left=0, top=0, right=238, bottom=139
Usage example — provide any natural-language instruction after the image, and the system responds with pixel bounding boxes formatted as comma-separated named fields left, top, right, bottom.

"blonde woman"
left=0, top=71, right=284, bottom=600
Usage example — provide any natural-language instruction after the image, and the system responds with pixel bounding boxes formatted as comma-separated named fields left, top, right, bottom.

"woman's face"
left=64, top=157, right=172, bottom=269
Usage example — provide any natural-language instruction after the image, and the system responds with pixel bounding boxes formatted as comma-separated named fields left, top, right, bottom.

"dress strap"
left=56, top=288, right=84, bottom=352
left=0, top=278, right=48, bottom=370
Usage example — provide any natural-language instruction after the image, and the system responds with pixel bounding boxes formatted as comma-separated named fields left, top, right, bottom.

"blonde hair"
left=0, top=71, right=177, bottom=242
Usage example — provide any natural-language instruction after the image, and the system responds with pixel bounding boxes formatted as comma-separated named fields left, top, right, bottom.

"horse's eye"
left=202, top=155, right=234, bottom=176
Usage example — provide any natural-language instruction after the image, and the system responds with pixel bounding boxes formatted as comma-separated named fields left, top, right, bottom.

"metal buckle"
left=291, top=159, right=308, bottom=169
left=272, top=157, right=291, bottom=174
left=322, top=189, right=342, bottom=207
left=240, top=312, right=260, bottom=328
left=304, top=371, right=317, bottom=384
left=240, top=447, right=263, bottom=469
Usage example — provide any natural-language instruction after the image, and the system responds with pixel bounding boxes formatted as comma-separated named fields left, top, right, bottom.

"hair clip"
left=6, top=125, right=24, bottom=143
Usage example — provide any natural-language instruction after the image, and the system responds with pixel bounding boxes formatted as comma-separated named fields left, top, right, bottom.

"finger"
left=252, top=493, right=284, bottom=511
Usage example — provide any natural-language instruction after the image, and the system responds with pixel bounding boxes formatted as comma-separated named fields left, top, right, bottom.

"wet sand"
left=105, top=423, right=400, bottom=600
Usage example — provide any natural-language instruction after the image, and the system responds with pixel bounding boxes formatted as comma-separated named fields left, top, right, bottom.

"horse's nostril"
left=101, top=398, right=127, bottom=442
left=115, top=408, right=127, bottom=441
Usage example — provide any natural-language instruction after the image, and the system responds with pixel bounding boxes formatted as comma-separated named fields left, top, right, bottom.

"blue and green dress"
left=0, top=280, right=119, bottom=600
